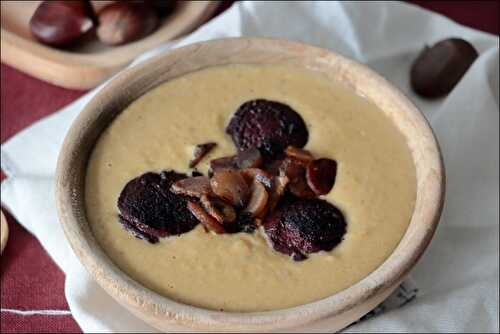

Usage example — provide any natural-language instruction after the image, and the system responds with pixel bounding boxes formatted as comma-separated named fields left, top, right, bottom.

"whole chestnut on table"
left=29, top=0, right=96, bottom=47
left=97, top=2, right=160, bottom=46
left=410, top=38, right=479, bottom=98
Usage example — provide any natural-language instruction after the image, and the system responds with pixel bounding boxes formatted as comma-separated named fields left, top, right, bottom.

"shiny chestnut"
left=97, top=2, right=159, bottom=46
left=29, top=0, right=96, bottom=47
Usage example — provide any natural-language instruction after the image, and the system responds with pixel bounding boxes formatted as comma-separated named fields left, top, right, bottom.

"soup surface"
left=85, top=64, right=416, bottom=312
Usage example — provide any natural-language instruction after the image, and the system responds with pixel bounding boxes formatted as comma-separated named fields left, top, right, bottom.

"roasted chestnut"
left=210, top=170, right=250, bottom=208
left=306, top=158, right=337, bottom=195
left=29, top=0, right=96, bottom=47
left=97, top=2, right=159, bottom=46
left=244, top=181, right=269, bottom=218
left=189, top=142, right=217, bottom=168
left=411, top=38, right=479, bottom=98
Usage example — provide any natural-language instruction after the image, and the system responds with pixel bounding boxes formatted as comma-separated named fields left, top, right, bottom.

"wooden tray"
left=0, top=1, right=220, bottom=90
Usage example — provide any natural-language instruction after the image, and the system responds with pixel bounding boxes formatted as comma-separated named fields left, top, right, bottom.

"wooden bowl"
left=0, top=1, right=220, bottom=90
left=0, top=209, right=8, bottom=254
left=56, top=37, right=445, bottom=332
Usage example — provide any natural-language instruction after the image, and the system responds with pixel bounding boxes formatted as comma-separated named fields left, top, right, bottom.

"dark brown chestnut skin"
left=209, top=155, right=238, bottom=175
left=97, top=2, right=159, bottom=46
left=210, top=170, right=250, bottom=208
left=29, top=0, right=96, bottom=47
left=151, top=0, right=178, bottom=17
left=189, top=142, right=217, bottom=168
left=306, top=158, right=337, bottom=195
left=187, top=201, right=225, bottom=234
left=411, top=38, right=479, bottom=98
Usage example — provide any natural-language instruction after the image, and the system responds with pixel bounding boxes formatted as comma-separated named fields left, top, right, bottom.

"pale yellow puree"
left=85, top=64, right=416, bottom=312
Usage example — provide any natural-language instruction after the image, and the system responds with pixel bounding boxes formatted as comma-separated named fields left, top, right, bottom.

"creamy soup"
left=85, top=64, right=416, bottom=312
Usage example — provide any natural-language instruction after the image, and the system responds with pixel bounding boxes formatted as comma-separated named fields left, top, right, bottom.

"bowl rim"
left=55, top=37, right=445, bottom=331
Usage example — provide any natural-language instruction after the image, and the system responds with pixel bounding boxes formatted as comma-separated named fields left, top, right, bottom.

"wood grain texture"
left=1, top=210, right=8, bottom=254
left=0, top=1, right=220, bottom=89
left=55, top=37, right=445, bottom=332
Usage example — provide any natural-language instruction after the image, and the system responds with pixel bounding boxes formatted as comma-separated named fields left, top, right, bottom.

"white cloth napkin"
left=2, top=1, right=499, bottom=332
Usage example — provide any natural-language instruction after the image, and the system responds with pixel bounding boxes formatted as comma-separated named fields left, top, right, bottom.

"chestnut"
left=266, top=175, right=289, bottom=214
left=210, top=170, right=250, bottom=208
left=187, top=201, right=225, bottom=234
left=200, top=195, right=237, bottom=224
left=170, top=176, right=212, bottom=198
left=236, top=147, right=262, bottom=169
left=244, top=181, right=269, bottom=218
left=209, top=155, right=238, bottom=175
left=306, top=158, right=337, bottom=195
left=189, top=142, right=217, bottom=168
left=29, top=0, right=96, bottom=47
left=151, top=0, right=178, bottom=17
left=285, top=146, right=314, bottom=163
left=97, top=2, right=159, bottom=46
left=411, top=38, right=479, bottom=98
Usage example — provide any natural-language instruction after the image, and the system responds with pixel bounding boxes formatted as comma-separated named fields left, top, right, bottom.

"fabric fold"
left=1, top=1, right=498, bottom=332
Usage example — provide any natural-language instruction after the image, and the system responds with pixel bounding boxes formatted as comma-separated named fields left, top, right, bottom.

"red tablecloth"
left=1, top=2, right=498, bottom=332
